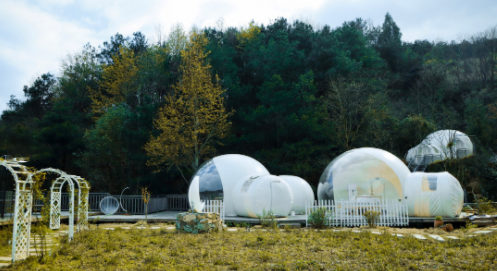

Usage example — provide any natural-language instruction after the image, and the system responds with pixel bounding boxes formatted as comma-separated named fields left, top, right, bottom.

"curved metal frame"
left=68, top=175, right=90, bottom=231
left=0, top=160, right=34, bottom=262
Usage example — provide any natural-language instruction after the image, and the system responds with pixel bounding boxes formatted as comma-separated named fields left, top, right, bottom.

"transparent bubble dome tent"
left=318, top=148, right=410, bottom=202
left=318, top=147, right=464, bottom=217
left=188, top=154, right=270, bottom=216
left=406, top=130, right=474, bottom=163
left=187, top=154, right=316, bottom=218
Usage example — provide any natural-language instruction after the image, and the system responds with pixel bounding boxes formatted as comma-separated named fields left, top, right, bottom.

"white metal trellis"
left=69, top=175, right=90, bottom=231
left=51, top=176, right=75, bottom=239
left=0, top=160, right=35, bottom=262
left=26, top=168, right=76, bottom=242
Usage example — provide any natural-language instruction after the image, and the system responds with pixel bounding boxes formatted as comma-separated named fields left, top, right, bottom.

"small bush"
left=435, top=216, right=443, bottom=221
left=462, top=221, right=478, bottom=231
left=257, top=209, right=278, bottom=229
left=363, top=210, right=381, bottom=228
left=307, top=207, right=331, bottom=229
left=477, top=197, right=496, bottom=214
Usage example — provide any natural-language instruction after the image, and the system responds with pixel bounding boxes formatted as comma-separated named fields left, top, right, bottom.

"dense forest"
left=1, top=14, right=496, bottom=200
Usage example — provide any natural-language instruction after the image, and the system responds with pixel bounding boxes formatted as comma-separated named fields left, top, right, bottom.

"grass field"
left=2, top=223, right=497, bottom=270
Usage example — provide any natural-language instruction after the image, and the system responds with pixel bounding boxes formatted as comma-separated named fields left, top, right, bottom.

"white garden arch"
left=68, top=175, right=90, bottom=231
left=26, top=168, right=90, bottom=242
left=0, top=160, right=35, bottom=262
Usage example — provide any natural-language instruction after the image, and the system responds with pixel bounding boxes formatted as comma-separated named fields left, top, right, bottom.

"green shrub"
left=462, top=221, right=478, bottom=231
left=307, top=207, right=331, bottom=229
left=257, top=209, right=278, bottom=229
left=363, top=210, right=381, bottom=228
left=435, top=216, right=443, bottom=221
left=477, top=197, right=496, bottom=214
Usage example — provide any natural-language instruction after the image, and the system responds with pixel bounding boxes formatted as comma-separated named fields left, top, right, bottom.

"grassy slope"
left=2, top=225, right=496, bottom=271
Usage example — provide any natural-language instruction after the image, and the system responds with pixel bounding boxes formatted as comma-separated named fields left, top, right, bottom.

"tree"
left=145, top=32, right=232, bottom=183
left=378, top=13, right=402, bottom=72
left=166, top=23, right=188, bottom=57
left=89, top=46, right=139, bottom=119
left=325, top=78, right=369, bottom=151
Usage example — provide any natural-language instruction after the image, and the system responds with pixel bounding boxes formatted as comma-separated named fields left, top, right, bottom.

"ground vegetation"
left=1, top=223, right=496, bottom=270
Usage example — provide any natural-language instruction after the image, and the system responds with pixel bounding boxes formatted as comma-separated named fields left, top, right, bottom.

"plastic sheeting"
left=232, top=175, right=293, bottom=218
left=188, top=154, right=270, bottom=215
left=279, top=175, right=314, bottom=214
left=318, top=148, right=410, bottom=202
left=406, top=130, right=473, bottom=163
left=404, top=172, right=464, bottom=217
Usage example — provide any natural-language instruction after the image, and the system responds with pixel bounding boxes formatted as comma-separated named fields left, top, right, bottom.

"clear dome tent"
left=406, top=130, right=474, bottom=165
left=232, top=175, right=293, bottom=218
left=404, top=172, right=463, bottom=217
left=279, top=175, right=314, bottom=214
left=318, top=148, right=411, bottom=202
left=188, top=154, right=270, bottom=216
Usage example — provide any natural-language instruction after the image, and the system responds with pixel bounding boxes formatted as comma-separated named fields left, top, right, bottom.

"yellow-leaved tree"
left=89, top=46, right=138, bottom=119
left=145, top=32, right=232, bottom=184
left=236, top=21, right=261, bottom=48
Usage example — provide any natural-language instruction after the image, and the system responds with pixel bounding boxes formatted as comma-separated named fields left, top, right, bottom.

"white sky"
left=1, top=0, right=496, bottom=113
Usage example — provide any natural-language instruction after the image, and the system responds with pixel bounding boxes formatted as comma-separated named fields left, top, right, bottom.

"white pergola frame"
left=69, top=175, right=90, bottom=231
left=26, top=169, right=90, bottom=243
left=0, top=160, right=35, bottom=262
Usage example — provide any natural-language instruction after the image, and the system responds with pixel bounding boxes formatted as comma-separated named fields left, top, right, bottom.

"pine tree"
left=378, top=12, right=402, bottom=72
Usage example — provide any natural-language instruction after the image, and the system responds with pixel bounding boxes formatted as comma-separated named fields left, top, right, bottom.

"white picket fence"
left=305, top=199, right=409, bottom=227
left=204, top=200, right=225, bottom=224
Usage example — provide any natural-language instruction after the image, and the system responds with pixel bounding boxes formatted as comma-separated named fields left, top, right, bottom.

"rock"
left=175, top=212, right=223, bottom=234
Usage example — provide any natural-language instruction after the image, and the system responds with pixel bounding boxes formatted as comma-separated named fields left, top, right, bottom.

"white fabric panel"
left=406, top=130, right=473, bottom=162
left=404, top=172, right=463, bottom=217
left=213, top=155, right=270, bottom=216
left=232, top=175, right=293, bottom=218
left=279, top=175, right=314, bottom=214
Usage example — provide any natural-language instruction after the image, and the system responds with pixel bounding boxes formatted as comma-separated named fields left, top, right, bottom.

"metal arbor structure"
left=26, top=168, right=90, bottom=242
left=69, top=175, right=90, bottom=231
left=0, top=160, right=35, bottom=262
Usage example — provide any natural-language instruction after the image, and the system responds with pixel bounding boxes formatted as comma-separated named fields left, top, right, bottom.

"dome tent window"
left=422, top=175, right=438, bottom=191
left=194, top=159, right=224, bottom=201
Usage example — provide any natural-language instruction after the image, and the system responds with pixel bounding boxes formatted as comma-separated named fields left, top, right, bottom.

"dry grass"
left=2, top=223, right=497, bottom=270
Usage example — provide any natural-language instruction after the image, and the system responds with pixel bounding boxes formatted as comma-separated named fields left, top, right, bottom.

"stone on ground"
left=428, top=235, right=445, bottom=241
left=176, top=212, right=223, bottom=233
left=413, top=234, right=427, bottom=240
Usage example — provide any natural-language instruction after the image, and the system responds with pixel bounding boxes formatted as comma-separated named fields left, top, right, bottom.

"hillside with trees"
left=1, top=14, right=496, bottom=201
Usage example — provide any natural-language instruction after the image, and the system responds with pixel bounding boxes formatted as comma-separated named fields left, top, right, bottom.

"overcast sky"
left=1, top=0, right=496, bottom=113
